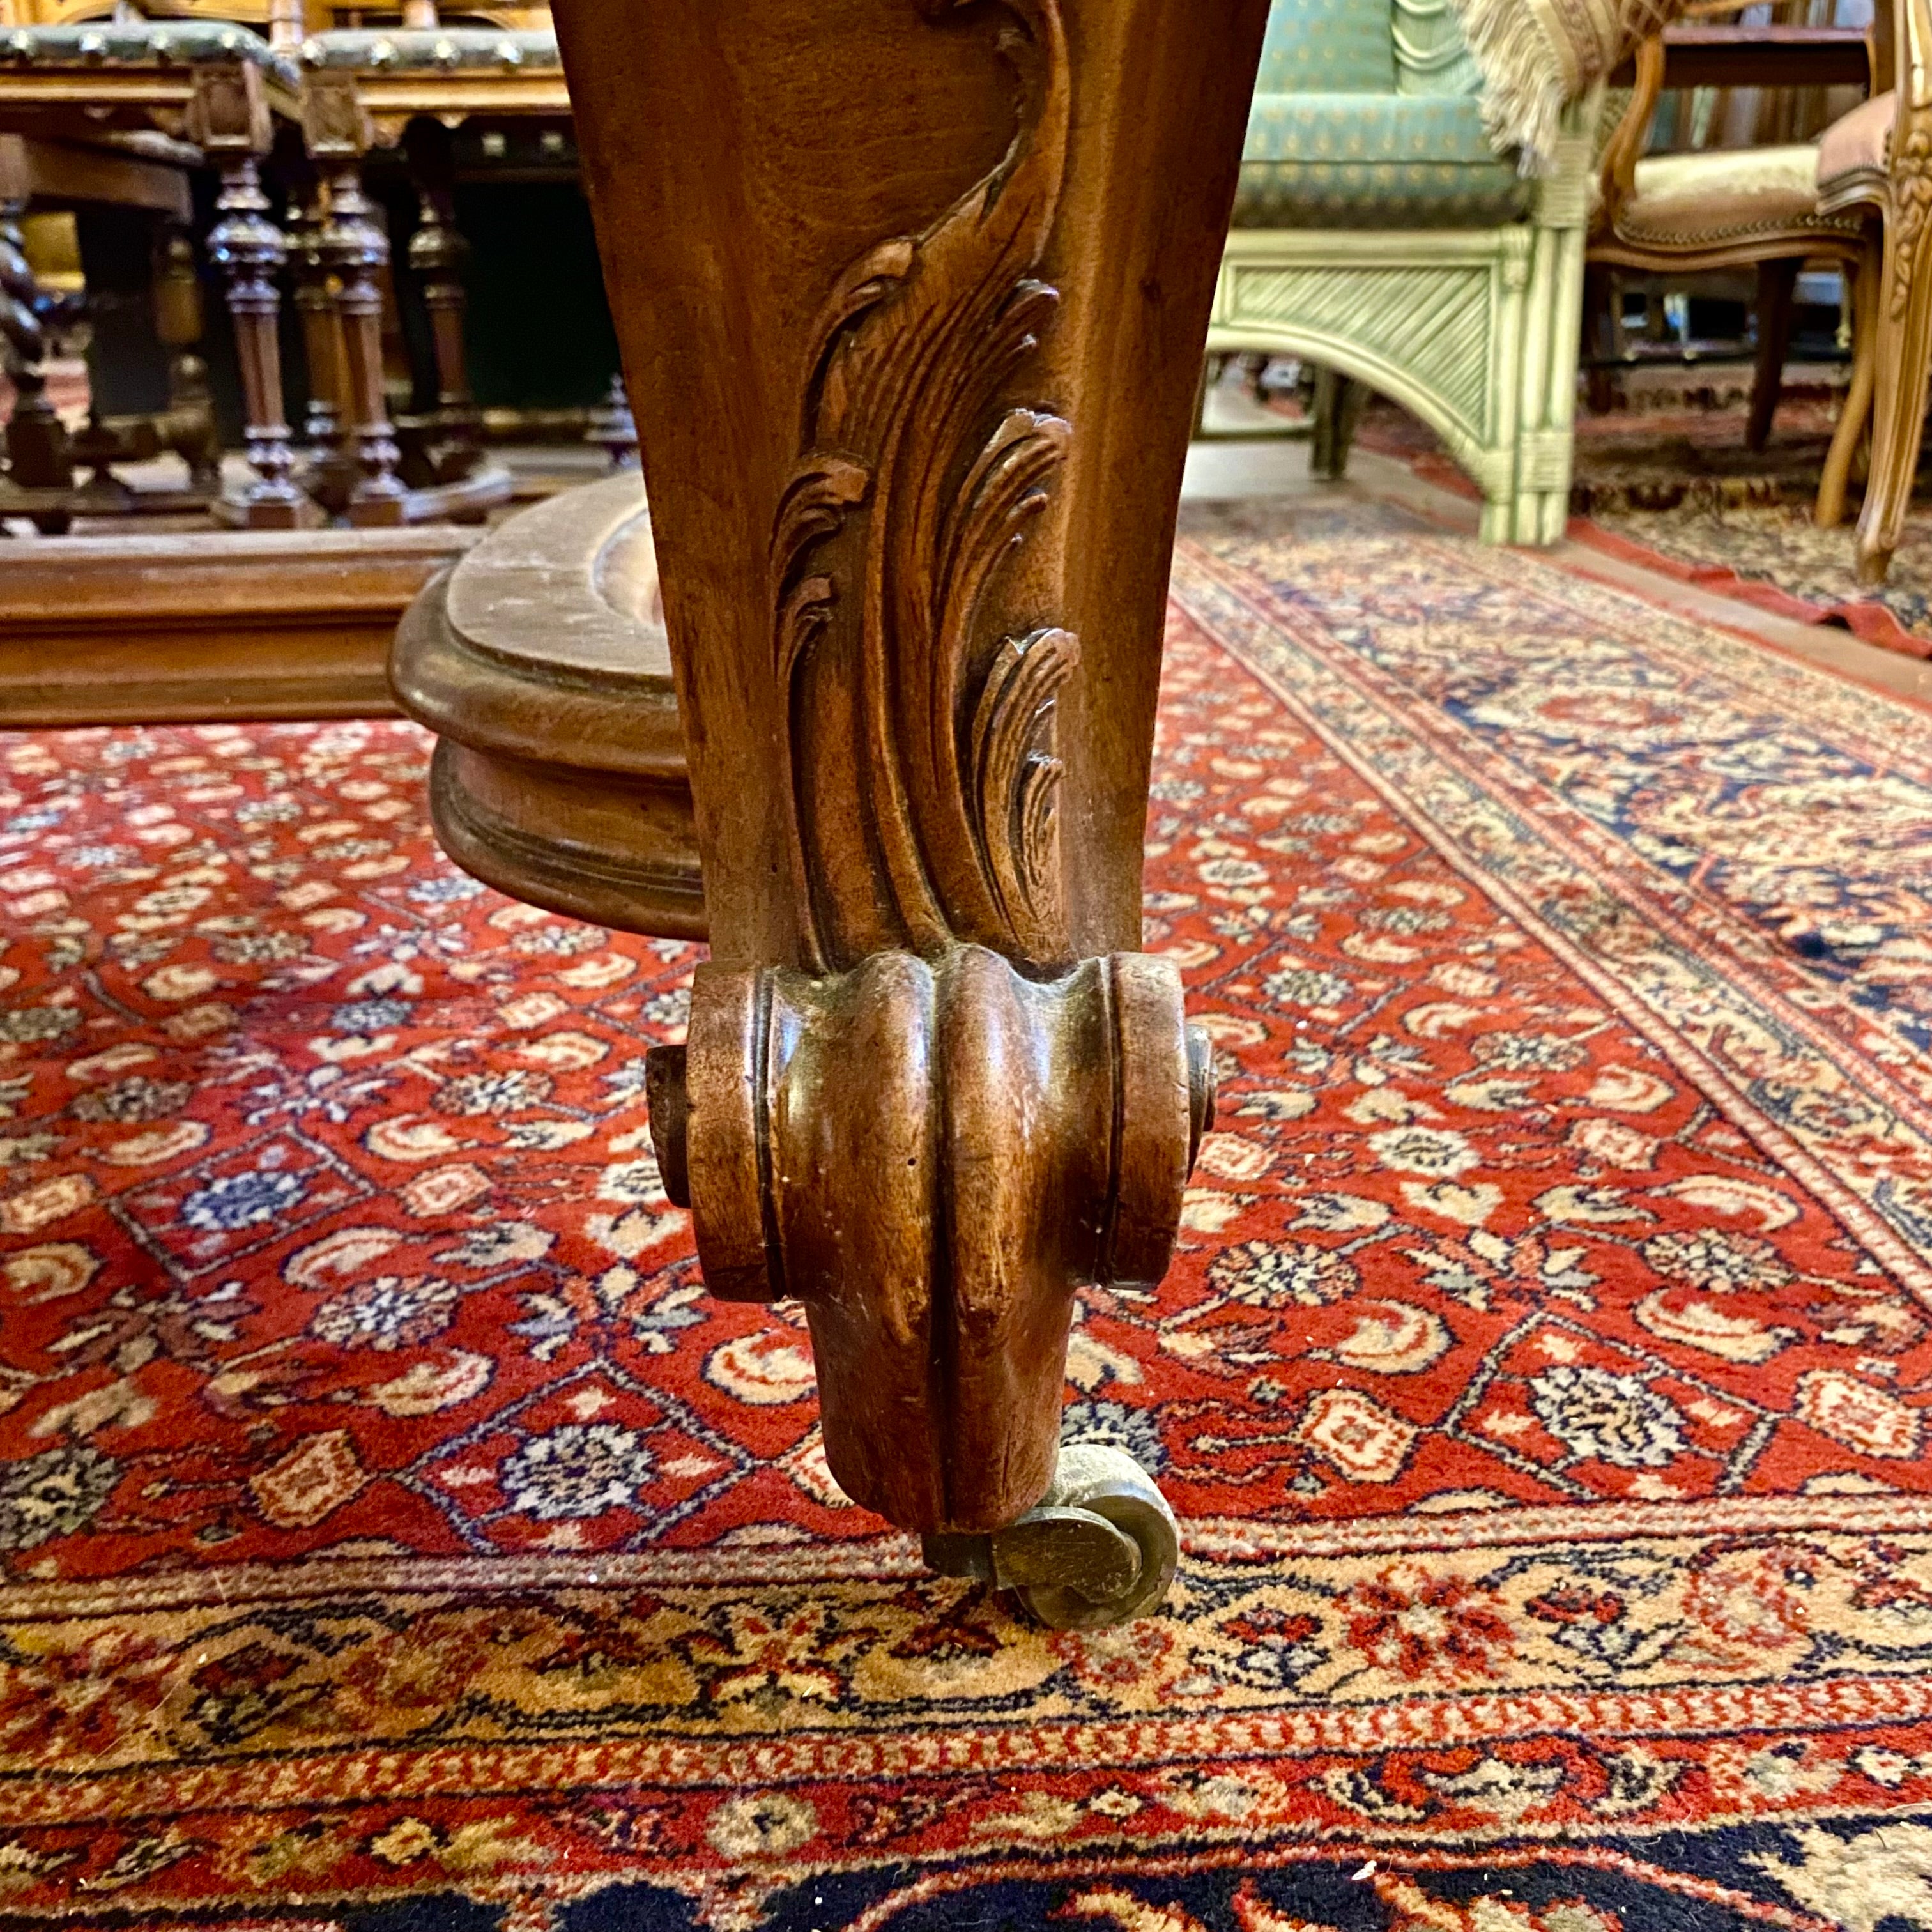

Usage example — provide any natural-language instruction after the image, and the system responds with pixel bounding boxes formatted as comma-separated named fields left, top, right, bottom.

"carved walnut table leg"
left=538, top=0, right=1266, bottom=1625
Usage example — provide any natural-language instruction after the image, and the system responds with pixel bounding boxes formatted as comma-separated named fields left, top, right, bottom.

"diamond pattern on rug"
left=401, top=1357, right=755, bottom=1552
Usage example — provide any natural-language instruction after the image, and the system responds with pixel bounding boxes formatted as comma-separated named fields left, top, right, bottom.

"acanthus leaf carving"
left=1891, top=121, right=1932, bottom=319
left=768, top=0, right=1078, bottom=974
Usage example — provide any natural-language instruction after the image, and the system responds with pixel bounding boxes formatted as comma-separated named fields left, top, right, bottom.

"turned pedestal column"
left=196, top=64, right=321, bottom=530
left=302, top=70, right=408, bottom=526
left=401, top=118, right=486, bottom=485
left=0, top=194, right=72, bottom=506
left=411, top=0, right=1269, bottom=1627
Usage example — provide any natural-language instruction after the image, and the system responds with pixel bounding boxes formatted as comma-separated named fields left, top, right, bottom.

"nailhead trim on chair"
left=1614, top=211, right=1866, bottom=249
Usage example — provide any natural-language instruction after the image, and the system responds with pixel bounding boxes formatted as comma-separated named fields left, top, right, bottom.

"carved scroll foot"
left=648, top=946, right=1213, bottom=1564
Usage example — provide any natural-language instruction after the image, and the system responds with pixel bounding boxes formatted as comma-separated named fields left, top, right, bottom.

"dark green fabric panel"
left=449, top=180, right=620, bottom=413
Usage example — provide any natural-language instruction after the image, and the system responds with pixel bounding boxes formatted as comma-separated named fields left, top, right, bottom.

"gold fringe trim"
left=1450, top=0, right=1676, bottom=173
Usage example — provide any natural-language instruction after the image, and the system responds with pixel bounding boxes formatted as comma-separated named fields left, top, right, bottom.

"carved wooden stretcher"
left=393, top=0, right=1270, bottom=1627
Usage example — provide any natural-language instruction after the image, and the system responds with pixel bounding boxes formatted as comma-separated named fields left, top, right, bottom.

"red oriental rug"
left=3, top=498, right=1932, bottom=1931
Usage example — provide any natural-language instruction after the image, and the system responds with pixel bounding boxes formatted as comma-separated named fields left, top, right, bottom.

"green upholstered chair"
left=1208, top=0, right=1604, bottom=544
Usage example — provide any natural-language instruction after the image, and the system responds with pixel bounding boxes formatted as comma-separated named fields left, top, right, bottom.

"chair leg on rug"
left=1582, top=262, right=1618, bottom=416
left=1857, top=180, right=1932, bottom=585
left=1310, top=367, right=1365, bottom=479
left=1746, top=257, right=1799, bottom=456
left=1818, top=244, right=1878, bottom=530
left=554, top=0, right=1268, bottom=1623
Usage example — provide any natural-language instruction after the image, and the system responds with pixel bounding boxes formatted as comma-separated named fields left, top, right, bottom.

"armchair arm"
left=1905, top=0, right=1931, bottom=109
left=1450, top=0, right=1692, bottom=170
left=1595, top=32, right=1664, bottom=236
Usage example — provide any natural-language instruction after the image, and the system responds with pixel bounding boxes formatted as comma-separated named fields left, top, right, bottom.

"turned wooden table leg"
left=404, top=119, right=484, bottom=482
left=291, top=183, right=348, bottom=454
left=550, top=0, right=1265, bottom=1625
left=206, top=154, right=314, bottom=526
left=304, top=73, right=407, bottom=526
left=195, top=67, right=320, bottom=530
left=151, top=224, right=220, bottom=493
left=0, top=194, right=72, bottom=500
left=586, top=371, right=639, bottom=469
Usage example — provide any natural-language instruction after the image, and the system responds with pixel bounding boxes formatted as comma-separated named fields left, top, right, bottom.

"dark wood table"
left=1611, top=24, right=1871, bottom=90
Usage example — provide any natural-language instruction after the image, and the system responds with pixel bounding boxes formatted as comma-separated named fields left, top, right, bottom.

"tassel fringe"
left=1449, top=0, right=1677, bottom=174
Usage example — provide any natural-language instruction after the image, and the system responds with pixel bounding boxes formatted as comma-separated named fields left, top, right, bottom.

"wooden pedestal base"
left=392, top=475, right=703, bottom=935
left=210, top=489, right=327, bottom=532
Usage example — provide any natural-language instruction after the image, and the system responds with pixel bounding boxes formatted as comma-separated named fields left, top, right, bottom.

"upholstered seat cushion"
left=301, top=26, right=559, bottom=72
left=0, top=19, right=299, bottom=88
left=1615, top=142, right=1862, bottom=250
left=1235, top=89, right=1529, bottom=228
left=1816, top=90, right=1894, bottom=194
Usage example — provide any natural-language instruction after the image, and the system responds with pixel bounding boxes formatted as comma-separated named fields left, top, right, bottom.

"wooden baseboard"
left=0, top=525, right=481, bottom=728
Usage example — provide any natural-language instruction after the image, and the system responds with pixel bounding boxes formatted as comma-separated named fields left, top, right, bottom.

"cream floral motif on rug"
left=0, top=498, right=1929, bottom=1926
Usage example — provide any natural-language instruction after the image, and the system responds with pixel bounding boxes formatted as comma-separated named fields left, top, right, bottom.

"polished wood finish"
left=1, top=146, right=215, bottom=522
left=149, top=223, right=221, bottom=493
left=292, top=65, right=514, bottom=524
left=511, top=0, right=1266, bottom=1557
left=1590, top=30, right=1868, bottom=477
left=585, top=371, right=638, bottom=468
left=1610, top=24, right=1872, bottom=91
left=290, top=181, right=348, bottom=459
left=325, top=65, right=571, bottom=151
left=0, top=525, right=470, bottom=725
left=197, top=63, right=322, bottom=529
left=1747, top=255, right=1800, bottom=453
left=0, top=129, right=190, bottom=218
left=0, top=186, right=72, bottom=516
left=0, top=38, right=303, bottom=529
left=399, top=118, right=486, bottom=489
left=1593, top=40, right=1867, bottom=280
left=1816, top=0, right=1932, bottom=583
left=0, top=0, right=549, bottom=27
left=303, top=71, right=408, bottom=526
left=1815, top=243, right=1878, bottom=529
left=392, top=475, right=704, bottom=938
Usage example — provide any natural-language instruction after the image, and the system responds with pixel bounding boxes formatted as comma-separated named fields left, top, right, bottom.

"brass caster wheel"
left=923, top=1442, right=1179, bottom=1631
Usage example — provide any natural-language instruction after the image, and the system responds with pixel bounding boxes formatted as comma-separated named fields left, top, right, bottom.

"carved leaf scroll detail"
left=1890, top=121, right=1932, bottom=319
left=769, top=0, right=1078, bottom=974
